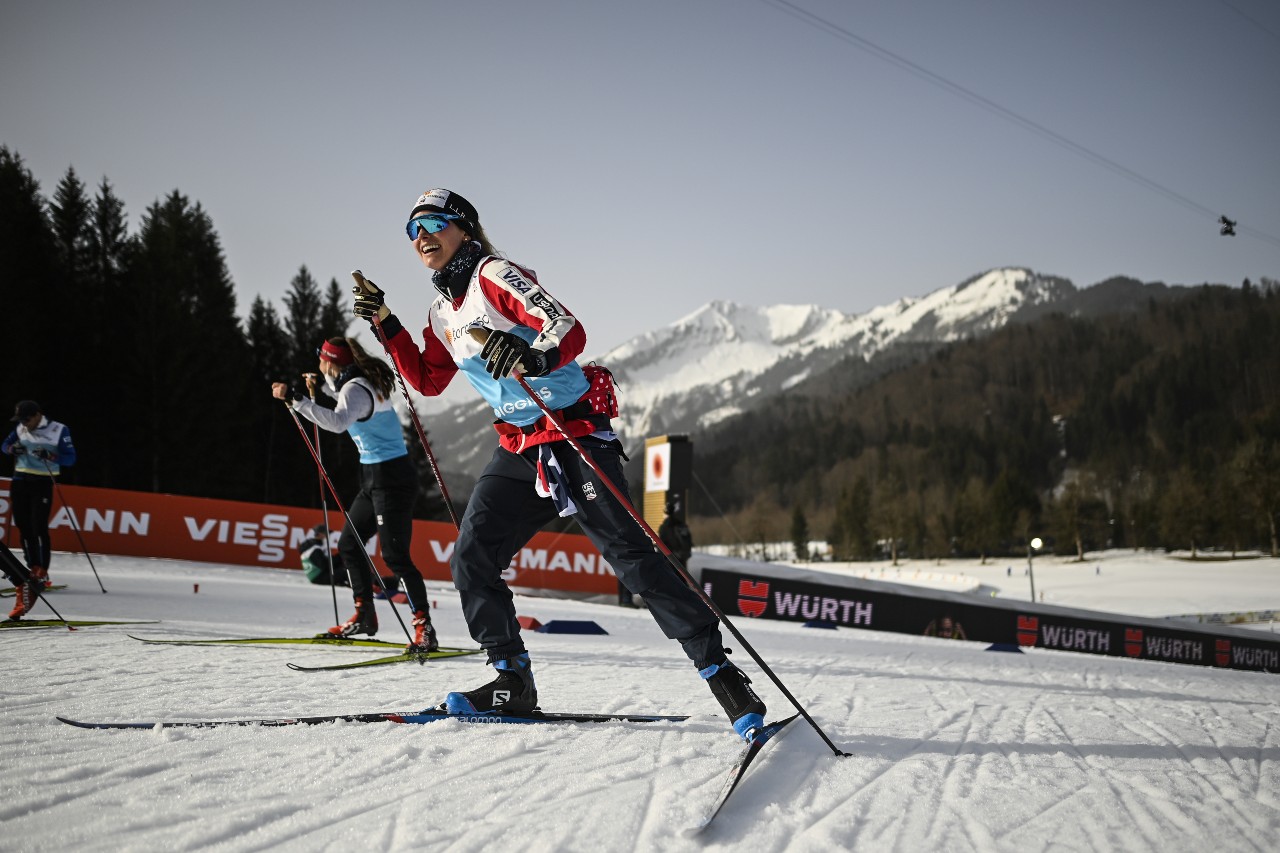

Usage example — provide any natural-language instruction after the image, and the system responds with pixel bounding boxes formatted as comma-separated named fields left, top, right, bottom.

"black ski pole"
left=40, top=457, right=107, bottom=593
left=303, top=375, right=341, bottom=627
left=314, top=421, right=340, bottom=626
left=29, top=583, right=77, bottom=630
left=468, top=328, right=848, bottom=757
left=283, top=406, right=415, bottom=643
left=352, top=270, right=461, bottom=529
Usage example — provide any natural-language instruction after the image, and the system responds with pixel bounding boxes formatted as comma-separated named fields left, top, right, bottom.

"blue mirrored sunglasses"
left=405, top=213, right=461, bottom=240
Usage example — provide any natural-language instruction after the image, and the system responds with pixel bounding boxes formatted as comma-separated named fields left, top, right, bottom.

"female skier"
left=271, top=337, right=437, bottom=653
left=351, top=188, right=766, bottom=739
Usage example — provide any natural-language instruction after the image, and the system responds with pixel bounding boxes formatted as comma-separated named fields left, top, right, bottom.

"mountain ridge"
left=409, top=268, right=1193, bottom=492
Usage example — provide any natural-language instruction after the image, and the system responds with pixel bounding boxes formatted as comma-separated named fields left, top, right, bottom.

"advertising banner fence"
left=701, top=565, right=1280, bottom=674
left=0, top=478, right=617, bottom=596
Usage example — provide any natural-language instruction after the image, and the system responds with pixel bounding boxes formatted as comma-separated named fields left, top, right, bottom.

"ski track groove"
left=919, top=697, right=978, bottom=847
left=227, top=791, right=387, bottom=853
left=797, top=704, right=971, bottom=848
left=1258, top=715, right=1276, bottom=805
left=1187, top=702, right=1272, bottom=843
left=1113, top=697, right=1273, bottom=847
left=1044, top=701, right=1200, bottom=850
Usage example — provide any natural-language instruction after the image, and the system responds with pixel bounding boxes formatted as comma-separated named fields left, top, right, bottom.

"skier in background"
left=271, top=337, right=438, bottom=653
left=351, top=187, right=767, bottom=740
left=658, top=497, right=694, bottom=571
left=3, top=400, right=76, bottom=601
left=297, top=524, right=346, bottom=587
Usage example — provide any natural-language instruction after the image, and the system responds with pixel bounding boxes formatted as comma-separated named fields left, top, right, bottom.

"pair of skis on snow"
left=127, top=633, right=481, bottom=670
left=56, top=706, right=799, bottom=833
left=57, top=631, right=806, bottom=829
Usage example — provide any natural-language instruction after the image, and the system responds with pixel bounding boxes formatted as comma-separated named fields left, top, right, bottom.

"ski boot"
left=406, top=610, right=439, bottom=655
left=442, top=653, right=537, bottom=715
left=701, top=658, right=766, bottom=741
left=327, top=597, right=378, bottom=637
left=7, top=578, right=40, bottom=620
left=31, top=567, right=50, bottom=590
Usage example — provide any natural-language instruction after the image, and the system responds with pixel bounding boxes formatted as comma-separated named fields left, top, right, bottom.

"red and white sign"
left=0, top=478, right=618, bottom=595
left=645, top=442, right=671, bottom=492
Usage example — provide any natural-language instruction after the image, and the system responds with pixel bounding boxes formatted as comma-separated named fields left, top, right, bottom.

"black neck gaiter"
left=432, top=241, right=485, bottom=301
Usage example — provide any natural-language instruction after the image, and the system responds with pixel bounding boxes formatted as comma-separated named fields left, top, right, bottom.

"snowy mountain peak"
left=592, top=267, right=1073, bottom=437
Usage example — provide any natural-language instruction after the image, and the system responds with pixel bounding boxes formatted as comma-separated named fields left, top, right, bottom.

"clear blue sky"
left=4, top=0, right=1278, bottom=355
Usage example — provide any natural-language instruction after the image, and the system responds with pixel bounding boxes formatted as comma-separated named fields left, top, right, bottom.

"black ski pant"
left=337, top=455, right=428, bottom=613
left=452, top=438, right=724, bottom=669
left=11, top=476, right=54, bottom=571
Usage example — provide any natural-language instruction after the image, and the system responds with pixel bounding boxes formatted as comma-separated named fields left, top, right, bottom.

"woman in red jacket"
left=352, top=188, right=766, bottom=740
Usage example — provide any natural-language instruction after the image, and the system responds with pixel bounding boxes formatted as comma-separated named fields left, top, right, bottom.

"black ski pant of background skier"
left=337, top=455, right=428, bottom=612
left=11, top=476, right=54, bottom=571
left=452, top=436, right=725, bottom=669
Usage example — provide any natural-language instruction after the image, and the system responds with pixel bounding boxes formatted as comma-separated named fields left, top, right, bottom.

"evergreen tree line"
left=695, top=283, right=1280, bottom=560
left=0, top=148, right=445, bottom=519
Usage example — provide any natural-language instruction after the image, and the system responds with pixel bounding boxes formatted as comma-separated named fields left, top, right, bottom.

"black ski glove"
left=480, top=330, right=552, bottom=379
left=351, top=271, right=390, bottom=322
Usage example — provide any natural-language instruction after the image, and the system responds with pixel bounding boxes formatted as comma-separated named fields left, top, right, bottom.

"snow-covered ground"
left=3, top=551, right=1278, bottom=852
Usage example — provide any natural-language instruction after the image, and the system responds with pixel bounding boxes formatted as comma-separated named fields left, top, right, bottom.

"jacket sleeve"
left=293, top=383, right=374, bottom=433
left=478, top=262, right=587, bottom=369
left=378, top=313, right=459, bottom=396
left=56, top=426, right=76, bottom=467
left=1, top=429, right=16, bottom=457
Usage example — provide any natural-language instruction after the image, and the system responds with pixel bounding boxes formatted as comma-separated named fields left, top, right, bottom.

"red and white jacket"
left=382, top=256, right=601, bottom=453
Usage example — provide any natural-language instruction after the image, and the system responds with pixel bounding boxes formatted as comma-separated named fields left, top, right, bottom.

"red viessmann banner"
left=0, top=478, right=618, bottom=596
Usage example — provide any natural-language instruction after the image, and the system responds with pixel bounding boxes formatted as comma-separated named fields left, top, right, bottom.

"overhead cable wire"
left=760, top=0, right=1280, bottom=250
left=1216, top=0, right=1280, bottom=44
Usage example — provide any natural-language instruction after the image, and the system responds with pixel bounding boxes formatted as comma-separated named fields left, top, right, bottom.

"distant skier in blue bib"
left=272, top=337, right=437, bottom=653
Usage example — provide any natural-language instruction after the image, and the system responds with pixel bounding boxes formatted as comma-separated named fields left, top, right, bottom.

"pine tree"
left=246, top=297, right=291, bottom=384
left=49, top=167, right=93, bottom=279
left=246, top=297, right=300, bottom=504
left=89, top=178, right=130, bottom=288
left=790, top=504, right=810, bottom=562
left=48, top=169, right=121, bottom=486
left=126, top=191, right=255, bottom=497
left=320, top=277, right=350, bottom=341
left=284, top=265, right=324, bottom=376
left=0, top=148, right=59, bottom=404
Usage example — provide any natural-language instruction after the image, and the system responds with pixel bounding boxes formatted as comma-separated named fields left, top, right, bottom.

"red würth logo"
left=1016, top=615, right=1038, bottom=646
left=737, top=580, right=769, bottom=617
left=1215, top=638, right=1230, bottom=667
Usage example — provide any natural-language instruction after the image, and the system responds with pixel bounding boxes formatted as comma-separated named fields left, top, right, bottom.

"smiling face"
left=411, top=216, right=469, bottom=272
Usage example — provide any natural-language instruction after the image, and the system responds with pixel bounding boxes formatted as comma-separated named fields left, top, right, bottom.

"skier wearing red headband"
left=271, top=336, right=438, bottom=653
